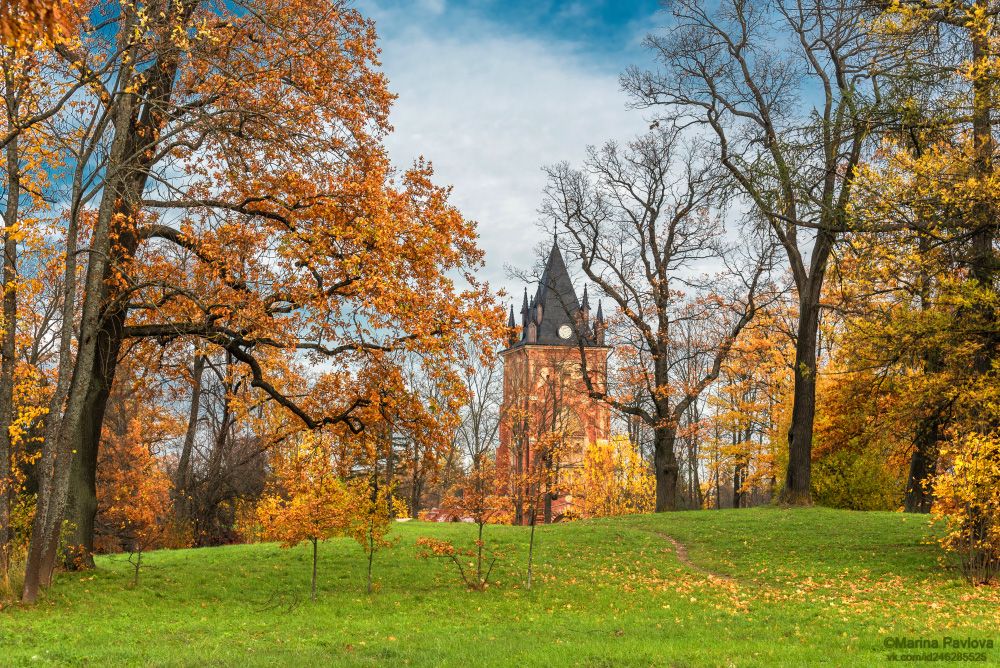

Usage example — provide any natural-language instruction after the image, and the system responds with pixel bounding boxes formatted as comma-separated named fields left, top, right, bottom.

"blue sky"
left=356, top=0, right=664, bottom=303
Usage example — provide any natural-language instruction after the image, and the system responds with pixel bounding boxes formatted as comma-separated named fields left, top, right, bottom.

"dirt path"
left=652, top=531, right=736, bottom=582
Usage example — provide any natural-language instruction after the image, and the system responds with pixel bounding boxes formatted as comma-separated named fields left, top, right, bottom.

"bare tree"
left=625, top=0, right=885, bottom=503
left=455, top=342, right=503, bottom=467
left=543, top=127, right=773, bottom=511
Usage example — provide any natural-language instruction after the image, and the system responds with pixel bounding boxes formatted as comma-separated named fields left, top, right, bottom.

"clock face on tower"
left=558, top=324, right=572, bottom=340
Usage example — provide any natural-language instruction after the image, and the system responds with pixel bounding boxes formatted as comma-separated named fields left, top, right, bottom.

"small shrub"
left=932, top=433, right=1000, bottom=585
left=416, top=536, right=501, bottom=591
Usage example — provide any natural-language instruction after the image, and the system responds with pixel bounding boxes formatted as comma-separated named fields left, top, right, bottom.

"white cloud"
left=416, top=0, right=446, bottom=16
left=363, top=4, right=652, bottom=305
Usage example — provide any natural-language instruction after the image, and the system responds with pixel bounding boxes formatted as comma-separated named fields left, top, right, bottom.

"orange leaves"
left=443, top=456, right=513, bottom=527
left=95, top=419, right=174, bottom=554
left=415, top=536, right=459, bottom=558
left=256, top=430, right=401, bottom=553
left=0, top=0, right=73, bottom=48
left=257, top=432, right=351, bottom=548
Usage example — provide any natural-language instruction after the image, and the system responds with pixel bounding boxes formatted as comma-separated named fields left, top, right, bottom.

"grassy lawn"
left=1, top=507, right=997, bottom=666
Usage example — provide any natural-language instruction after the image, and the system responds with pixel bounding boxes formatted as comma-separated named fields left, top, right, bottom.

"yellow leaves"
left=564, top=436, right=656, bottom=518
left=932, top=432, right=1000, bottom=585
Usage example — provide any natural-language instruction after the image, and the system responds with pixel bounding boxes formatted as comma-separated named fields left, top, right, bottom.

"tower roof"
left=508, top=242, right=601, bottom=348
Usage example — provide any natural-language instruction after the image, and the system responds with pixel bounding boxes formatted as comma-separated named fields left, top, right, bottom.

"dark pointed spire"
left=521, top=287, right=528, bottom=314
left=530, top=241, right=583, bottom=345
left=582, top=284, right=590, bottom=309
left=594, top=299, right=606, bottom=345
left=507, top=305, right=518, bottom=346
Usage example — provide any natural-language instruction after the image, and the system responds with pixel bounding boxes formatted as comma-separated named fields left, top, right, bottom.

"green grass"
left=1, top=508, right=998, bottom=666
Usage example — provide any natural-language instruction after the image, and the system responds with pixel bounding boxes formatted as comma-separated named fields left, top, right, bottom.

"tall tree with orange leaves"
left=20, top=0, right=502, bottom=603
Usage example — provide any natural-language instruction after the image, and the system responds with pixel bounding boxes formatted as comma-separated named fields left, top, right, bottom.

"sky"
left=356, top=0, right=665, bottom=307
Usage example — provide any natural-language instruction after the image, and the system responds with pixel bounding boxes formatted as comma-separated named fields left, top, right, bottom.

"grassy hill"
left=2, top=507, right=998, bottom=667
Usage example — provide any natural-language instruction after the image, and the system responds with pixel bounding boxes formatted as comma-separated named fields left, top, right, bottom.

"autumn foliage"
left=564, top=436, right=655, bottom=518
left=417, top=457, right=509, bottom=591
left=256, top=430, right=406, bottom=597
left=932, top=434, right=1000, bottom=585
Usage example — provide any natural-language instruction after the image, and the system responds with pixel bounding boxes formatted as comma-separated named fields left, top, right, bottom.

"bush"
left=932, top=433, right=1000, bottom=585
left=811, top=447, right=904, bottom=511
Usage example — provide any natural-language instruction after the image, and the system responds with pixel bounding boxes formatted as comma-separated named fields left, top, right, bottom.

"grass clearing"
left=1, top=507, right=998, bottom=666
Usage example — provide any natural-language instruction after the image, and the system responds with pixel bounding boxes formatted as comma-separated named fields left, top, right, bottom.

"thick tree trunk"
left=654, top=426, right=679, bottom=512
left=781, top=287, right=821, bottom=506
left=905, top=344, right=944, bottom=513
left=22, top=71, right=145, bottom=601
left=904, top=419, right=940, bottom=513
left=23, top=1, right=197, bottom=598
left=64, top=234, right=131, bottom=568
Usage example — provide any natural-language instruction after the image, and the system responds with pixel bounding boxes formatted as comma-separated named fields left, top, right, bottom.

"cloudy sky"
left=357, top=0, right=664, bottom=305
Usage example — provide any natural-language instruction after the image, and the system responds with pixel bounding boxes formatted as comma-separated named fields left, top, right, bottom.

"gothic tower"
left=498, top=242, right=610, bottom=524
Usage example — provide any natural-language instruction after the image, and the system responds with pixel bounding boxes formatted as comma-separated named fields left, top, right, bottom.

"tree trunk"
left=21, top=129, right=82, bottom=597
left=970, top=14, right=996, bottom=378
left=22, top=86, right=140, bottom=601
left=653, top=426, right=679, bottom=512
left=513, top=442, right=524, bottom=525
left=175, top=348, right=205, bottom=519
left=366, top=526, right=375, bottom=594
left=132, top=549, right=142, bottom=587
left=0, top=97, right=19, bottom=578
left=526, top=512, right=536, bottom=590
left=781, top=286, right=821, bottom=506
left=476, top=521, right=484, bottom=585
left=23, top=1, right=198, bottom=599
left=409, top=442, right=422, bottom=518
left=311, top=537, right=318, bottom=601
left=64, top=251, right=130, bottom=568
left=904, top=410, right=942, bottom=513
left=383, top=427, right=395, bottom=517
left=733, top=464, right=743, bottom=509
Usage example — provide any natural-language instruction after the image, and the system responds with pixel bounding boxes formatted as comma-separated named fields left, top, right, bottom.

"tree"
left=626, top=0, right=887, bottom=504
left=21, top=0, right=501, bottom=602
left=94, top=416, right=173, bottom=586
left=344, top=475, right=403, bottom=595
left=0, top=39, right=63, bottom=580
left=841, top=0, right=1000, bottom=511
left=417, top=455, right=510, bottom=591
left=933, top=433, right=1000, bottom=585
left=543, top=127, right=772, bottom=510
left=257, top=433, right=349, bottom=601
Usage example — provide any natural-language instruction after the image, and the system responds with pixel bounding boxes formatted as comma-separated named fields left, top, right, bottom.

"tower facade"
left=498, top=243, right=610, bottom=523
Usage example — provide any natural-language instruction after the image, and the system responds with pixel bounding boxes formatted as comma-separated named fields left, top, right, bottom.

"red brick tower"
left=497, top=243, right=610, bottom=523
